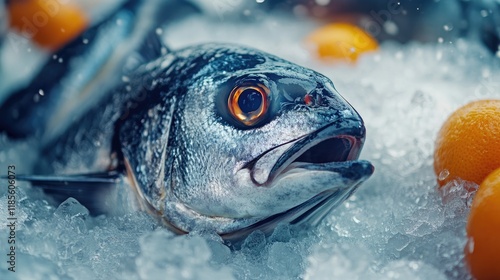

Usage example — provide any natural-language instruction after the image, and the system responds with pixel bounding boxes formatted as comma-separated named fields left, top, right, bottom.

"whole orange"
left=433, top=100, right=500, bottom=187
left=8, top=0, right=89, bottom=51
left=305, top=23, right=378, bottom=63
left=465, top=167, right=500, bottom=279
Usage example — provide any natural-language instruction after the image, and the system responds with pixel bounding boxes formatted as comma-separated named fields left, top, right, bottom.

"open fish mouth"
left=268, top=135, right=362, bottom=182
left=246, top=119, right=371, bottom=186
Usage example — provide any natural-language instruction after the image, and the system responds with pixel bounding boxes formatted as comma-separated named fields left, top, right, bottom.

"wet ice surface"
left=2, top=15, right=500, bottom=280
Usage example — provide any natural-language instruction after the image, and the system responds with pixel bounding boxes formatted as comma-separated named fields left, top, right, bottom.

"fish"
left=0, top=0, right=199, bottom=140
left=11, top=43, right=374, bottom=241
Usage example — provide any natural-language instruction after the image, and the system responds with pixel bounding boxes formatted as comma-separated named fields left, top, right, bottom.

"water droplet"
left=122, top=76, right=130, bottom=82
left=383, top=20, right=399, bottom=35
left=438, top=37, right=444, bottom=44
left=443, top=24, right=453, bottom=32
left=82, top=38, right=89, bottom=44
left=58, top=58, right=63, bottom=63
left=480, top=10, right=489, bottom=17
left=38, top=89, right=44, bottom=96
left=256, top=0, right=265, bottom=3
left=155, top=28, right=163, bottom=35
left=438, top=169, right=450, bottom=181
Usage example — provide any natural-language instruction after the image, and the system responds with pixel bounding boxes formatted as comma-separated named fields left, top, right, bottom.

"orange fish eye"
left=228, top=84, right=270, bottom=126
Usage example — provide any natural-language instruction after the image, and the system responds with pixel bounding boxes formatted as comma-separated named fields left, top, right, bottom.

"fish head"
left=121, top=44, right=374, bottom=239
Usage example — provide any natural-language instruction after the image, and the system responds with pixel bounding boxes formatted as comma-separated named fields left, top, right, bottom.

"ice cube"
left=54, top=198, right=89, bottom=219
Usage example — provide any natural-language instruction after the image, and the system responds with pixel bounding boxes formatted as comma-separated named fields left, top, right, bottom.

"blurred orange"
left=465, top=167, right=500, bottom=279
left=434, top=100, right=500, bottom=187
left=306, top=23, right=378, bottom=63
left=8, top=0, right=89, bottom=51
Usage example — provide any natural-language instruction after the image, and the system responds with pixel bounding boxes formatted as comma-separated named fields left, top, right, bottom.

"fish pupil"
left=238, top=89, right=262, bottom=114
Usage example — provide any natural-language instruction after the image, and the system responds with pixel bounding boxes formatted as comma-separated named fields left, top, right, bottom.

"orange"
left=465, top=167, right=500, bottom=279
left=434, top=100, right=500, bottom=187
left=305, top=23, right=378, bottom=63
left=8, top=0, right=89, bottom=51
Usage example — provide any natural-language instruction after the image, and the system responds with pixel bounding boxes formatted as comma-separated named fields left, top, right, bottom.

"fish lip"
left=246, top=119, right=367, bottom=187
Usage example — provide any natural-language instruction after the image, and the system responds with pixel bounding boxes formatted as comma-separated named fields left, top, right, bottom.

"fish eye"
left=228, top=84, right=270, bottom=126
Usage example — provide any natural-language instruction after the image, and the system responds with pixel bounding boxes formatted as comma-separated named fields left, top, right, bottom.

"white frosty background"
left=1, top=12, right=500, bottom=280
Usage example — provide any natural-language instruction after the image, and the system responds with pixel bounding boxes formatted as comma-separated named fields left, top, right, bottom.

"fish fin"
left=135, top=29, right=170, bottom=63
left=12, top=171, right=124, bottom=215
left=129, top=0, right=207, bottom=64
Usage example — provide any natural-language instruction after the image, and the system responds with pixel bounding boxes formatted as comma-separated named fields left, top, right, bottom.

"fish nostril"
left=304, top=92, right=327, bottom=107
left=304, top=94, right=314, bottom=106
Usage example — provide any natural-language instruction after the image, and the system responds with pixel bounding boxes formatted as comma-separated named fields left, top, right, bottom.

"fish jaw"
left=230, top=118, right=374, bottom=218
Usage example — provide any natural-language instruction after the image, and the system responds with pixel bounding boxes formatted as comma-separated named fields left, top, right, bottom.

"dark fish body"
left=0, top=0, right=198, bottom=140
